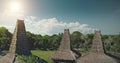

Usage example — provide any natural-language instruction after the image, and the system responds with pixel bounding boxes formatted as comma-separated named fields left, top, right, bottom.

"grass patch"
left=17, top=55, right=39, bottom=63
left=31, top=50, right=54, bottom=63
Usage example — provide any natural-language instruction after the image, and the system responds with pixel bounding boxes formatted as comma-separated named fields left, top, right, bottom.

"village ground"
left=31, top=50, right=54, bottom=63
left=0, top=49, right=120, bottom=63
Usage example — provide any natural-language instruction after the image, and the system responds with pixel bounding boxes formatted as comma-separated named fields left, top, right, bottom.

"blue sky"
left=0, top=0, right=120, bottom=35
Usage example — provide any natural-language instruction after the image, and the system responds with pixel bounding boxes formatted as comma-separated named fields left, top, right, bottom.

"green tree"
left=26, top=31, right=36, bottom=49
left=111, top=33, right=120, bottom=53
left=71, top=31, right=83, bottom=49
left=0, top=27, right=12, bottom=50
left=85, top=34, right=94, bottom=48
left=102, top=35, right=109, bottom=41
left=42, top=35, right=51, bottom=50
left=50, top=33, right=62, bottom=50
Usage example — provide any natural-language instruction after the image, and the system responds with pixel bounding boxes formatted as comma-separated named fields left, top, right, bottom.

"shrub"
left=17, top=55, right=39, bottom=63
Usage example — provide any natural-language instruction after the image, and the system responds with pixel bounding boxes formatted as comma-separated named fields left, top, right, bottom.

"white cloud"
left=0, top=14, right=94, bottom=35
left=24, top=16, right=94, bottom=35
left=0, top=0, right=94, bottom=35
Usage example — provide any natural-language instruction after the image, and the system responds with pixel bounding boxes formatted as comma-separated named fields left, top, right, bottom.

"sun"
left=9, top=2, right=22, bottom=12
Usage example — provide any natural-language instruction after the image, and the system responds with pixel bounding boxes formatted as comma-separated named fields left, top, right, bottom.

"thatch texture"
left=77, top=30, right=120, bottom=63
left=9, top=19, right=31, bottom=55
left=77, top=53, right=119, bottom=63
left=0, top=19, right=31, bottom=63
left=51, top=29, right=76, bottom=60
left=90, top=31, right=104, bottom=54
left=51, top=50, right=76, bottom=60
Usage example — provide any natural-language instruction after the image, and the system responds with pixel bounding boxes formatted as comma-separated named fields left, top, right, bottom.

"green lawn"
left=31, top=50, right=55, bottom=63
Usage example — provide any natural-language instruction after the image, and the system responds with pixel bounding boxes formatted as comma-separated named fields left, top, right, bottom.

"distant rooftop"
left=77, top=30, right=120, bottom=63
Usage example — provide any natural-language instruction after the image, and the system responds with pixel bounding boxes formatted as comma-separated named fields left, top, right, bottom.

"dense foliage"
left=17, top=55, right=47, bottom=63
left=0, top=27, right=120, bottom=53
left=26, top=32, right=62, bottom=50
left=0, top=27, right=12, bottom=51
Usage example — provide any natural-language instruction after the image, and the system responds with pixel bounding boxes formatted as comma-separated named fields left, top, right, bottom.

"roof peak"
left=51, top=29, right=76, bottom=60
left=90, top=30, right=105, bottom=54
left=59, top=29, right=71, bottom=51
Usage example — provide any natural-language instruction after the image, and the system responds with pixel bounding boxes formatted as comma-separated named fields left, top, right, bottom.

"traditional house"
left=77, top=30, right=120, bottom=63
left=51, top=29, right=80, bottom=63
left=0, top=19, right=31, bottom=63
left=9, top=19, right=31, bottom=55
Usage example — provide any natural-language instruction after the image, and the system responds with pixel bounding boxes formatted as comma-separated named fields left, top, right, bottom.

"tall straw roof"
left=9, top=19, right=31, bottom=55
left=51, top=29, right=76, bottom=60
left=77, top=30, right=120, bottom=63
left=0, top=19, right=31, bottom=63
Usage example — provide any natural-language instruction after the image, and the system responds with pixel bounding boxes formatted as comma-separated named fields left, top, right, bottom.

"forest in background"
left=0, top=27, right=120, bottom=54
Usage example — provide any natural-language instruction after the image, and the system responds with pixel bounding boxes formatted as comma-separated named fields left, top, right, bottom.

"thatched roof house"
left=77, top=30, right=120, bottom=63
left=0, top=20, right=31, bottom=63
left=51, top=29, right=80, bottom=63
left=9, top=19, right=31, bottom=55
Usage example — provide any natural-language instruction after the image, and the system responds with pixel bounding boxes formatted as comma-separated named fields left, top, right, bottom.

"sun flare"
left=9, top=2, right=22, bottom=12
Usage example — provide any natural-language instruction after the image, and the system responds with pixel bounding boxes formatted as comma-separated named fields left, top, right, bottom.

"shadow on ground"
left=106, top=53, right=120, bottom=63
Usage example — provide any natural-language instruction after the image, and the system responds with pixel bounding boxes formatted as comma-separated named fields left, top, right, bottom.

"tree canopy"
left=0, top=27, right=120, bottom=54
